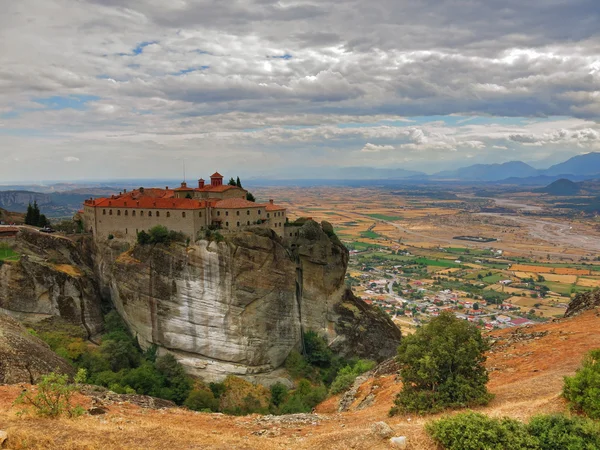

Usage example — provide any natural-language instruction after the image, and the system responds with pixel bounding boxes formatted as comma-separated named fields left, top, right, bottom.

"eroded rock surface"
left=0, top=313, right=74, bottom=384
left=565, top=289, right=600, bottom=317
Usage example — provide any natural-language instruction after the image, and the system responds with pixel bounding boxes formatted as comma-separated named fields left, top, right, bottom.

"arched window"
left=117, top=210, right=121, bottom=216
left=156, top=211, right=160, bottom=217
left=237, top=221, right=240, bottom=227
left=199, top=212, right=202, bottom=217
left=182, top=212, right=186, bottom=218
left=237, top=211, right=240, bottom=216
left=247, top=221, right=250, bottom=225
left=103, top=209, right=106, bottom=215
left=148, top=211, right=152, bottom=217
left=226, top=211, right=229, bottom=216
left=140, top=211, right=144, bottom=217
left=109, top=210, right=112, bottom=215
left=226, top=222, right=229, bottom=226
left=258, top=210, right=261, bottom=215
left=124, top=210, right=128, bottom=216
left=217, top=211, right=220, bottom=216
left=132, top=210, right=136, bottom=217
left=267, top=213, right=270, bottom=218
left=247, top=210, right=250, bottom=215
left=167, top=211, right=171, bottom=218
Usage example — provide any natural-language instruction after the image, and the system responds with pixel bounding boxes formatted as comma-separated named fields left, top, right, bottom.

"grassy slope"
left=1, top=311, right=599, bottom=449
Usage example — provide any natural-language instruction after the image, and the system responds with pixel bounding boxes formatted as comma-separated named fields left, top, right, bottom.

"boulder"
left=390, top=436, right=407, bottom=448
left=371, top=421, right=394, bottom=439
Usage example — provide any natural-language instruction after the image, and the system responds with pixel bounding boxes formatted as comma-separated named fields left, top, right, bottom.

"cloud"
left=64, top=156, right=80, bottom=162
left=361, top=143, right=394, bottom=152
left=0, top=0, right=599, bottom=180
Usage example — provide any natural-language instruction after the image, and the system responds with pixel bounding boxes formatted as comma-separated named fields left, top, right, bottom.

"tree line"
left=25, top=201, right=49, bottom=228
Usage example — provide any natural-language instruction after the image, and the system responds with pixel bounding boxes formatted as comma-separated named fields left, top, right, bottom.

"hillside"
left=0, top=207, right=24, bottom=224
left=434, top=161, right=538, bottom=181
left=543, top=152, right=600, bottom=177
left=535, top=178, right=581, bottom=195
left=1, top=311, right=599, bottom=449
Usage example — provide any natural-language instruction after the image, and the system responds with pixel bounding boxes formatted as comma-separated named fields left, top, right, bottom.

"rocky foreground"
left=0, top=310, right=599, bottom=449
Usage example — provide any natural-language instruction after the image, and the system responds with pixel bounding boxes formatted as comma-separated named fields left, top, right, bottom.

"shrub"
left=330, top=359, right=376, bottom=394
left=285, top=350, right=313, bottom=379
left=392, top=311, right=492, bottom=414
left=270, top=382, right=289, bottom=407
left=14, top=370, right=87, bottom=418
left=184, top=389, right=219, bottom=412
left=426, top=412, right=600, bottom=450
left=563, top=349, right=600, bottom=418
left=528, top=414, right=600, bottom=449
left=303, top=331, right=333, bottom=368
left=219, top=376, right=271, bottom=415
left=279, top=379, right=327, bottom=414
left=426, top=411, right=538, bottom=450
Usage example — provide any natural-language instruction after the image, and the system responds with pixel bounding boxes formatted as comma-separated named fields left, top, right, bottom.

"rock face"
left=0, top=229, right=103, bottom=337
left=95, top=221, right=401, bottom=380
left=565, top=289, right=600, bottom=317
left=0, top=312, right=74, bottom=384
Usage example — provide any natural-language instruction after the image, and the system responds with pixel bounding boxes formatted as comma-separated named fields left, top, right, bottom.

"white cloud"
left=361, top=143, right=394, bottom=152
left=64, top=156, right=80, bottom=162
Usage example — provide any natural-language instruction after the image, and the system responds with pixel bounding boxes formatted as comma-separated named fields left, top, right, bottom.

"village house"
left=82, top=172, right=287, bottom=242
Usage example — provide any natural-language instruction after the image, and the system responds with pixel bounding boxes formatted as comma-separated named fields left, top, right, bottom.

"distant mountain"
left=535, top=178, right=581, bottom=196
left=433, top=161, right=538, bottom=181
left=542, top=152, right=600, bottom=177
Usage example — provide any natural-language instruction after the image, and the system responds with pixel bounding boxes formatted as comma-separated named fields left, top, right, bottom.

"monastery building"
left=82, top=172, right=287, bottom=242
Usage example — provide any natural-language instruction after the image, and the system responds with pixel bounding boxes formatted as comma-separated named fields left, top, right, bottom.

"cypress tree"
left=25, top=203, right=34, bottom=225
left=32, top=201, right=40, bottom=226
left=236, top=177, right=242, bottom=188
left=228, top=177, right=236, bottom=186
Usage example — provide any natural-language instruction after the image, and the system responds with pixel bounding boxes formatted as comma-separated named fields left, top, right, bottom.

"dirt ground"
left=2, top=310, right=600, bottom=450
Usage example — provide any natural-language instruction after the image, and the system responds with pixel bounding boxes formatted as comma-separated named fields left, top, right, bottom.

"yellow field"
left=543, top=274, right=578, bottom=283
left=511, top=264, right=591, bottom=276
left=577, top=277, right=600, bottom=288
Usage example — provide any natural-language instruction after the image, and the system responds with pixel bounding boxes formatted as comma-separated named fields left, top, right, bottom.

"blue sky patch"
left=174, top=66, right=210, bottom=76
left=33, top=94, right=100, bottom=111
left=133, top=41, right=157, bottom=55
left=268, top=54, right=293, bottom=60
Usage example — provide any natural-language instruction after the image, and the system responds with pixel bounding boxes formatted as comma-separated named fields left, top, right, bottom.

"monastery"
left=82, top=172, right=287, bottom=242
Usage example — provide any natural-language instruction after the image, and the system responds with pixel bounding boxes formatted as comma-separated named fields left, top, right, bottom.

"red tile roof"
left=265, top=203, right=285, bottom=211
left=89, top=197, right=206, bottom=210
left=211, top=172, right=223, bottom=178
left=196, top=185, right=243, bottom=193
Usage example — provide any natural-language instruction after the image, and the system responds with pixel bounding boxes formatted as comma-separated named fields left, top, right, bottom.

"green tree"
left=236, top=177, right=242, bottom=188
left=564, top=349, right=600, bottom=418
left=303, top=331, right=333, bottom=368
left=391, top=311, right=493, bottom=414
left=246, top=192, right=256, bottom=202
left=228, top=177, right=236, bottom=186
left=25, top=203, right=34, bottom=225
left=184, top=389, right=219, bottom=411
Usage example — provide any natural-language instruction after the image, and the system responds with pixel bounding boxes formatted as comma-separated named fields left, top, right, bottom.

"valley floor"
left=1, top=310, right=600, bottom=449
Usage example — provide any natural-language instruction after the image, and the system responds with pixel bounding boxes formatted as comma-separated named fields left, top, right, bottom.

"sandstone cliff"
left=0, top=312, right=74, bottom=384
left=0, top=230, right=103, bottom=337
left=95, top=221, right=401, bottom=381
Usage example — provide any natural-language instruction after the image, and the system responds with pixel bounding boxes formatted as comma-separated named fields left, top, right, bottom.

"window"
left=167, top=211, right=171, bottom=218
left=237, top=211, right=240, bottom=216
left=290, top=233, right=292, bottom=237
left=103, top=209, right=106, bottom=215
left=226, top=222, right=229, bottom=226
left=247, top=210, right=250, bottom=215
left=199, top=212, right=202, bottom=217
left=217, top=211, right=220, bottom=216
left=247, top=221, right=250, bottom=225
left=140, top=211, right=144, bottom=217
left=156, top=211, right=160, bottom=217
left=226, top=211, right=229, bottom=216
left=124, top=210, right=128, bottom=216
left=148, top=211, right=152, bottom=217
left=237, top=221, right=240, bottom=227
left=109, top=209, right=112, bottom=215
left=117, top=210, right=121, bottom=216
left=132, top=210, right=136, bottom=217
left=182, top=212, right=186, bottom=218
left=126, top=228, right=128, bottom=234
left=258, top=210, right=261, bottom=215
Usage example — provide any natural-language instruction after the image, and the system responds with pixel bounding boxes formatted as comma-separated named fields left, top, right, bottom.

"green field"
left=360, top=230, right=382, bottom=239
left=541, top=281, right=589, bottom=296
left=366, top=214, right=402, bottom=221
left=482, top=273, right=505, bottom=283
left=0, top=244, right=19, bottom=262
left=413, top=258, right=462, bottom=268
left=346, top=241, right=381, bottom=251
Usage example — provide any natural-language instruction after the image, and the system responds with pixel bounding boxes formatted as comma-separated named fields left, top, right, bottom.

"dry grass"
left=51, top=264, right=83, bottom=277
left=2, top=311, right=600, bottom=449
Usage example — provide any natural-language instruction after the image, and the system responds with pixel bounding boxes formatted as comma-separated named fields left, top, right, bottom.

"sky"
left=1, top=0, right=599, bottom=181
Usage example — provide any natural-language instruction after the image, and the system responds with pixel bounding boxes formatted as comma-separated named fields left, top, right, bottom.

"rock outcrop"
left=0, top=312, right=74, bottom=384
left=565, top=289, right=600, bottom=317
left=95, top=220, right=401, bottom=381
left=0, top=230, right=103, bottom=336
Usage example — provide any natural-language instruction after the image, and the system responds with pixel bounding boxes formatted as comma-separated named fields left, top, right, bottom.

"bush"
left=303, top=331, right=333, bottom=368
left=137, top=225, right=186, bottom=245
left=330, top=359, right=376, bottom=394
left=14, top=370, right=87, bottom=418
left=426, top=411, right=538, bottom=450
left=270, top=382, right=289, bottom=407
left=392, top=311, right=492, bottom=414
left=285, top=350, right=313, bottom=380
left=219, top=376, right=271, bottom=415
left=563, top=349, right=600, bottom=418
left=426, top=412, right=600, bottom=450
left=528, top=414, right=600, bottom=449
left=279, top=379, right=327, bottom=414
left=184, top=389, right=219, bottom=412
